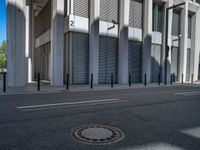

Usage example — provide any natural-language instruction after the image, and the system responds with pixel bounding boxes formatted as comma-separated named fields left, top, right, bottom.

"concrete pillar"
left=190, top=8, right=200, bottom=81
left=161, top=0, right=173, bottom=83
left=31, top=0, right=35, bottom=81
left=118, top=0, right=129, bottom=84
left=179, top=1, right=188, bottom=82
left=142, top=0, right=152, bottom=83
left=51, top=0, right=64, bottom=86
left=25, top=2, right=32, bottom=83
left=89, top=0, right=100, bottom=84
left=6, top=0, right=27, bottom=87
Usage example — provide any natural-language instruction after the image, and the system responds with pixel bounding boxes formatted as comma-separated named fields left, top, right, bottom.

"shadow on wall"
left=150, top=57, right=160, bottom=83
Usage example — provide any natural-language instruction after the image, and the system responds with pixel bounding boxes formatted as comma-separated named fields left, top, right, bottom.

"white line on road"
left=174, top=91, right=200, bottom=96
left=17, top=98, right=120, bottom=110
left=19, top=100, right=126, bottom=112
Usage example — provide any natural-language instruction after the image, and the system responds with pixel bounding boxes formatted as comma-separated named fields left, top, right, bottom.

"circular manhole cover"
left=71, top=124, right=124, bottom=145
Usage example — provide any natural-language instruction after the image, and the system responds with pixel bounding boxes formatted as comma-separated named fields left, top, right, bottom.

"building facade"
left=6, top=0, right=200, bottom=87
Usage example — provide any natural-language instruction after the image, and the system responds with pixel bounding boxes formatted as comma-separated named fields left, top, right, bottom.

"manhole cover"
left=71, top=124, right=124, bottom=145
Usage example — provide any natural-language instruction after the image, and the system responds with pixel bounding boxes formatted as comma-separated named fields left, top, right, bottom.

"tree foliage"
left=0, top=40, right=7, bottom=69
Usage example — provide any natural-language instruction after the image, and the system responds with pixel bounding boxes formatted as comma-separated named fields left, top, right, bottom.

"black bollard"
left=91, top=73, right=93, bottom=89
left=111, top=73, right=114, bottom=88
left=3, top=72, right=6, bottom=93
left=37, top=73, right=40, bottom=91
left=144, top=74, right=147, bottom=86
left=158, top=74, right=161, bottom=86
left=66, top=73, right=69, bottom=90
left=129, top=74, right=132, bottom=87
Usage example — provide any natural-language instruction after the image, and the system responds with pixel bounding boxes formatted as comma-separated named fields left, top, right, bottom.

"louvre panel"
left=186, top=49, right=191, bottom=81
left=72, top=33, right=89, bottom=84
left=99, top=36, right=118, bottom=84
left=129, top=0, right=143, bottom=28
left=74, top=0, right=89, bottom=18
left=128, top=41, right=142, bottom=83
left=171, top=47, right=179, bottom=78
left=35, top=1, right=51, bottom=38
left=151, top=44, right=161, bottom=82
left=100, top=0, right=119, bottom=23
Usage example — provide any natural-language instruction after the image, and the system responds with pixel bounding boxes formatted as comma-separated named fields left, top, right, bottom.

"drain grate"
left=71, top=124, right=124, bottom=145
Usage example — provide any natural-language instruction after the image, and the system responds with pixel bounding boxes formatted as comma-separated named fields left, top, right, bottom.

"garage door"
left=99, top=36, right=118, bottom=84
left=34, top=43, right=50, bottom=81
left=72, top=32, right=89, bottom=84
left=128, top=41, right=142, bottom=83
left=171, top=47, right=179, bottom=80
left=186, top=49, right=191, bottom=81
left=151, top=44, right=161, bottom=82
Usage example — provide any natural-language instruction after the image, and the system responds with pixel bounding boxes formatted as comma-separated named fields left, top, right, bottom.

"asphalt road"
left=0, top=85, right=200, bottom=150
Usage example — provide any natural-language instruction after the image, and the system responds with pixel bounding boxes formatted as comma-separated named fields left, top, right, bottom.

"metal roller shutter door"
left=186, top=49, right=191, bottom=81
left=171, top=47, right=179, bottom=79
left=72, top=33, right=89, bottom=84
left=41, top=43, right=50, bottom=81
left=128, top=41, right=142, bottom=83
left=74, top=0, right=89, bottom=18
left=100, top=0, right=119, bottom=23
left=99, top=36, right=107, bottom=84
left=107, top=37, right=118, bottom=84
left=151, top=44, right=161, bottom=82
left=64, top=33, right=69, bottom=84
left=99, top=36, right=118, bottom=84
left=129, top=0, right=143, bottom=28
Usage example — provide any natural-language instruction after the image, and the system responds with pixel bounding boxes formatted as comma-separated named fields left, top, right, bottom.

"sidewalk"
left=0, top=80, right=199, bottom=95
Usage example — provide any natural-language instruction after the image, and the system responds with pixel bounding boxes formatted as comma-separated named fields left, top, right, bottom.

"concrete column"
left=142, top=0, right=152, bottom=83
left=6, top=0, right=27, bottom=87
left=25, top=2, right=32, bottom=83
left=51, top=0, right=64, bottom=86
left=89, top=0, right=100, bottom=84
left=118, top=0, right=129, bottom=84
left=31, top=0, right=35, bottom=81
left=161, top=0, right=173, bottom=83
left=190, top=8, right=200, bottom=81
left=179, top=1, right=188, bottom=82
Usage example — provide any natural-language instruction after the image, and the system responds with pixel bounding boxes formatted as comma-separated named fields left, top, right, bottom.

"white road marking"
left=174, top=91, right=200, bottom=96
left=19, top=100, right=127, bottom=112
left=17, top=98, right=120, bottom=110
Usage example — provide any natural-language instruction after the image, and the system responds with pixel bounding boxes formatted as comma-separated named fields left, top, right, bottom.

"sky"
left=0, top=0, right=6, bottom=44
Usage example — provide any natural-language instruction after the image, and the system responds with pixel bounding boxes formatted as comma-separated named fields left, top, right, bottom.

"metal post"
left=66, top=73, right=69, bottom=90
left=158, top=74, right=161, bottom=86
left=164, top=9, right=169, bottom=85
left=3, top=72, right=6, bottom=93
left=191, top=74, right=193, bottom=84
left=37, top=73, right=40, bottom=91
left=91, top=73, right=93, bottom=89
left=182, top=74, right=184, bottom=84
left=129, top=74, right=132, bottom=87
left=111, top=73, right=114, bottom=88
left=144, top=74, right=147, bottom=86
